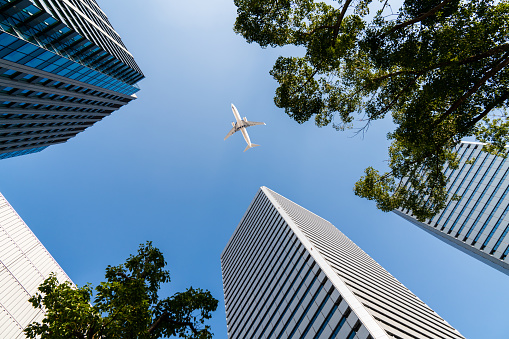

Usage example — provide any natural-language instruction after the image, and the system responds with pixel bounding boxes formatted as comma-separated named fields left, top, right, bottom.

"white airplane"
left=224, top=103, right=265, bottom=152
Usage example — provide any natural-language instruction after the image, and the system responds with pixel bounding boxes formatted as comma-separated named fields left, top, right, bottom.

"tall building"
left=395, top=141, right=509, bottom=275
left=0, top=0, right=144, bottom=159
left=0, top=192, right=71, bottom=338
left=221, top=187, right=464, bottom=339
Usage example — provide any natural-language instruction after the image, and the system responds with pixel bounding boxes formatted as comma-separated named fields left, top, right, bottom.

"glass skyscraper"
left=0, top=0, right=144, bottom=159
left=395, top=141, right=509, bottom=275
left=221, top=187, right=464, bottom=339
left=0, top=192, right=71, bottom=338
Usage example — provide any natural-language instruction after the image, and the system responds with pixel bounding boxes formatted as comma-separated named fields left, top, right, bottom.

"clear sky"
left=0, top=1, right=507, bottom=338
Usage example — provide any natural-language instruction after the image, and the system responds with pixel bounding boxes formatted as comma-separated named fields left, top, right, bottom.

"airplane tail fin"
left=244, top=144, right=260, bottom=152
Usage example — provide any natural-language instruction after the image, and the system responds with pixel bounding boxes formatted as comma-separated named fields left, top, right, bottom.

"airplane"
left=224, top=103, right=265, bottom=152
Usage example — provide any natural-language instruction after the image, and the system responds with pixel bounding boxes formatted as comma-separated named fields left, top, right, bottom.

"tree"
left=234, top=0, right=509, bottom=220
left=24, top=242, right=218, bottom=339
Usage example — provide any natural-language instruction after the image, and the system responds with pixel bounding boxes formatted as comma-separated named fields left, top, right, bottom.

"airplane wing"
left=224, top=126, right=237, bottom=141
left=244, top=121, right=265, bottom=127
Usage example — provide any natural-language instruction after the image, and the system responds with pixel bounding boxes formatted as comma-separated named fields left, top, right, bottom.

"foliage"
left=25, top=242, right=218, bottom=339
left=234, top=0, right=509, bottom=220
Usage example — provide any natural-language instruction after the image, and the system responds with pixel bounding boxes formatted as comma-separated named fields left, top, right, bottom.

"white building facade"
left=0, top=192, right=71, bottom=338
left=395, top=141, right=509, bottom=275
left=221, top=187, right=464, bottom=339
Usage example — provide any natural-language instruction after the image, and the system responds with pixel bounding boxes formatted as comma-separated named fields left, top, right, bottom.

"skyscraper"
left=221, top=187, right=464, bottom=339
left=0, top=192, right=71, bottom=338
left=0, top=0, right=144, bottom=159
left=395, top=141, right=509, bottom=275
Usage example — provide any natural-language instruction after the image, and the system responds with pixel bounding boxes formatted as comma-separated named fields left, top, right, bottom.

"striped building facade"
left=0, top=0, right=143, bottom=159
left=221, top=187, right=464, bottom=339
left=0, top=192, right=71, bottom=338
left=395, top=141, right=509, bottom=275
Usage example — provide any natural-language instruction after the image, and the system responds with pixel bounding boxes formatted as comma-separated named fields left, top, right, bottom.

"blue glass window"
left=42, top=64, right=58, bottom=72
left=491, top=224, right=509, bottom=254
left=329, top=308, right=351, bottom=339
left=18, top=43, right=39, bottom=55
left=4, top=51, right=25, bottom=62
left=38, top=51, right=54, bottom=61
left=276, top=274, right=319, bottom=339
left=25, top=57, right=44, bottom=68
left=0, top=34, right=17, bottom=47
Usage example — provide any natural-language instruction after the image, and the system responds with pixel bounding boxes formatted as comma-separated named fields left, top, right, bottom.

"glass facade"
left=396, top=141, right=509, bottom=275
left=221, top=187, right=464, bottom=339
left=0, top=144, right=46, bottom=158
left=0, top=0, right=144, bottom=159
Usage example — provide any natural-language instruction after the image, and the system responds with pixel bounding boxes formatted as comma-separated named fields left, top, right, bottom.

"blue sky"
left=0, top=0, right=508, bottom=338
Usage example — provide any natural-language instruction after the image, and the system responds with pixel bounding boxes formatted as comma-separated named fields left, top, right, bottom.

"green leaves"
left=235, top=0, right=509, bottom=220
left=25, top=275, right=101, bottom=339
left=25, top=242, right=218, bottom=339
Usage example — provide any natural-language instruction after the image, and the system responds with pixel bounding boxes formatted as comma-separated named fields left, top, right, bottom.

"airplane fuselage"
left=231, top=104, right=252, bottom=146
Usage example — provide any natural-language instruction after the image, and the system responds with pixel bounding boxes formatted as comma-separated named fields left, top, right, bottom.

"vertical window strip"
left=242, top=245, right=303, bottom=338
left=440, top=152, right=490, bottom=233
left=223, top=195, right=275, bottom=288
left=259, top=260, right=315, bottom=339
left=328, top=307, right=351, bottom=339
left=227, top=211, right=286, bottom=328
left=423, top=144, right=468, bottom=215
left=500, top=244, right=509, bottom=260
left=222, top=193, right=268, bottom=288
left=474, top=165, right=509, bottom=247
left=235, top=236, right=299, bottom=338
left=229, top=226, right=290, bottom=329
left=450, top=155, right=505, bottom=238
left=287, top=283, right=325, bottom=339
left=301, top=289, right=332, bottom=339
left=491, top=223, right=509, bottom=255
left=460, top=162, right=500, bottom=241
left=313, top=296, right=343, bottom=339
left=274, top=273, right=319, bottom=339
left=221, top=191, right=264, bottom=262
left=433, top=147, right=480, bottom=224
left=480, top=200, right=509, bottom=250
left=346, top=321, right=362, bottom=339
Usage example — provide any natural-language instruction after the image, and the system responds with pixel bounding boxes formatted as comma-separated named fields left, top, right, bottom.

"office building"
left=0, top=192, right=71, bottom=338
left=395, top=141, right=509, bottom=275
left=0, top=0, right=144, bottom=159
left=221, top=187, right=464, bottom=339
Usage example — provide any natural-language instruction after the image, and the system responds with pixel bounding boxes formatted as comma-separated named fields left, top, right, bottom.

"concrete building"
left=395, top=141, right=509, bottom=275
left=0, top=192, right=71, bottom=338
left=221, top=187, right=464, bottom=339
left=0, top=0, right=144, bottom=159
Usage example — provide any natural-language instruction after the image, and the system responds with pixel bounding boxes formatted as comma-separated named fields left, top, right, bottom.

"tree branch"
left=464, top=91, right=509, bottom=130
left=148, top=313, right=202, bottom=336
left=372, top=71, right=424, bottom=118
left=367, top=44, right=509, bottom=84
left=434, top=51, right=509, bottom=127
left=288, top=68, right=319, bottom=96
left=148, top=312, right=168, bottom=334
left=385, top=0, right=454, bottom=35
left=332, top=0, right=354, bottom=41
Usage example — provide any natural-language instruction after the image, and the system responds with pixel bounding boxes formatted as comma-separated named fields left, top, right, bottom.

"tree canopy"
left=234, top=0, right=509, bottom=220
left=24, top=242, right=218, bottom=339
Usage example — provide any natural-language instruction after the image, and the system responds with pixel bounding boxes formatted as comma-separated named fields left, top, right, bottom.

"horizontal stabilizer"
left=244, top=144, right=260, bottom=152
